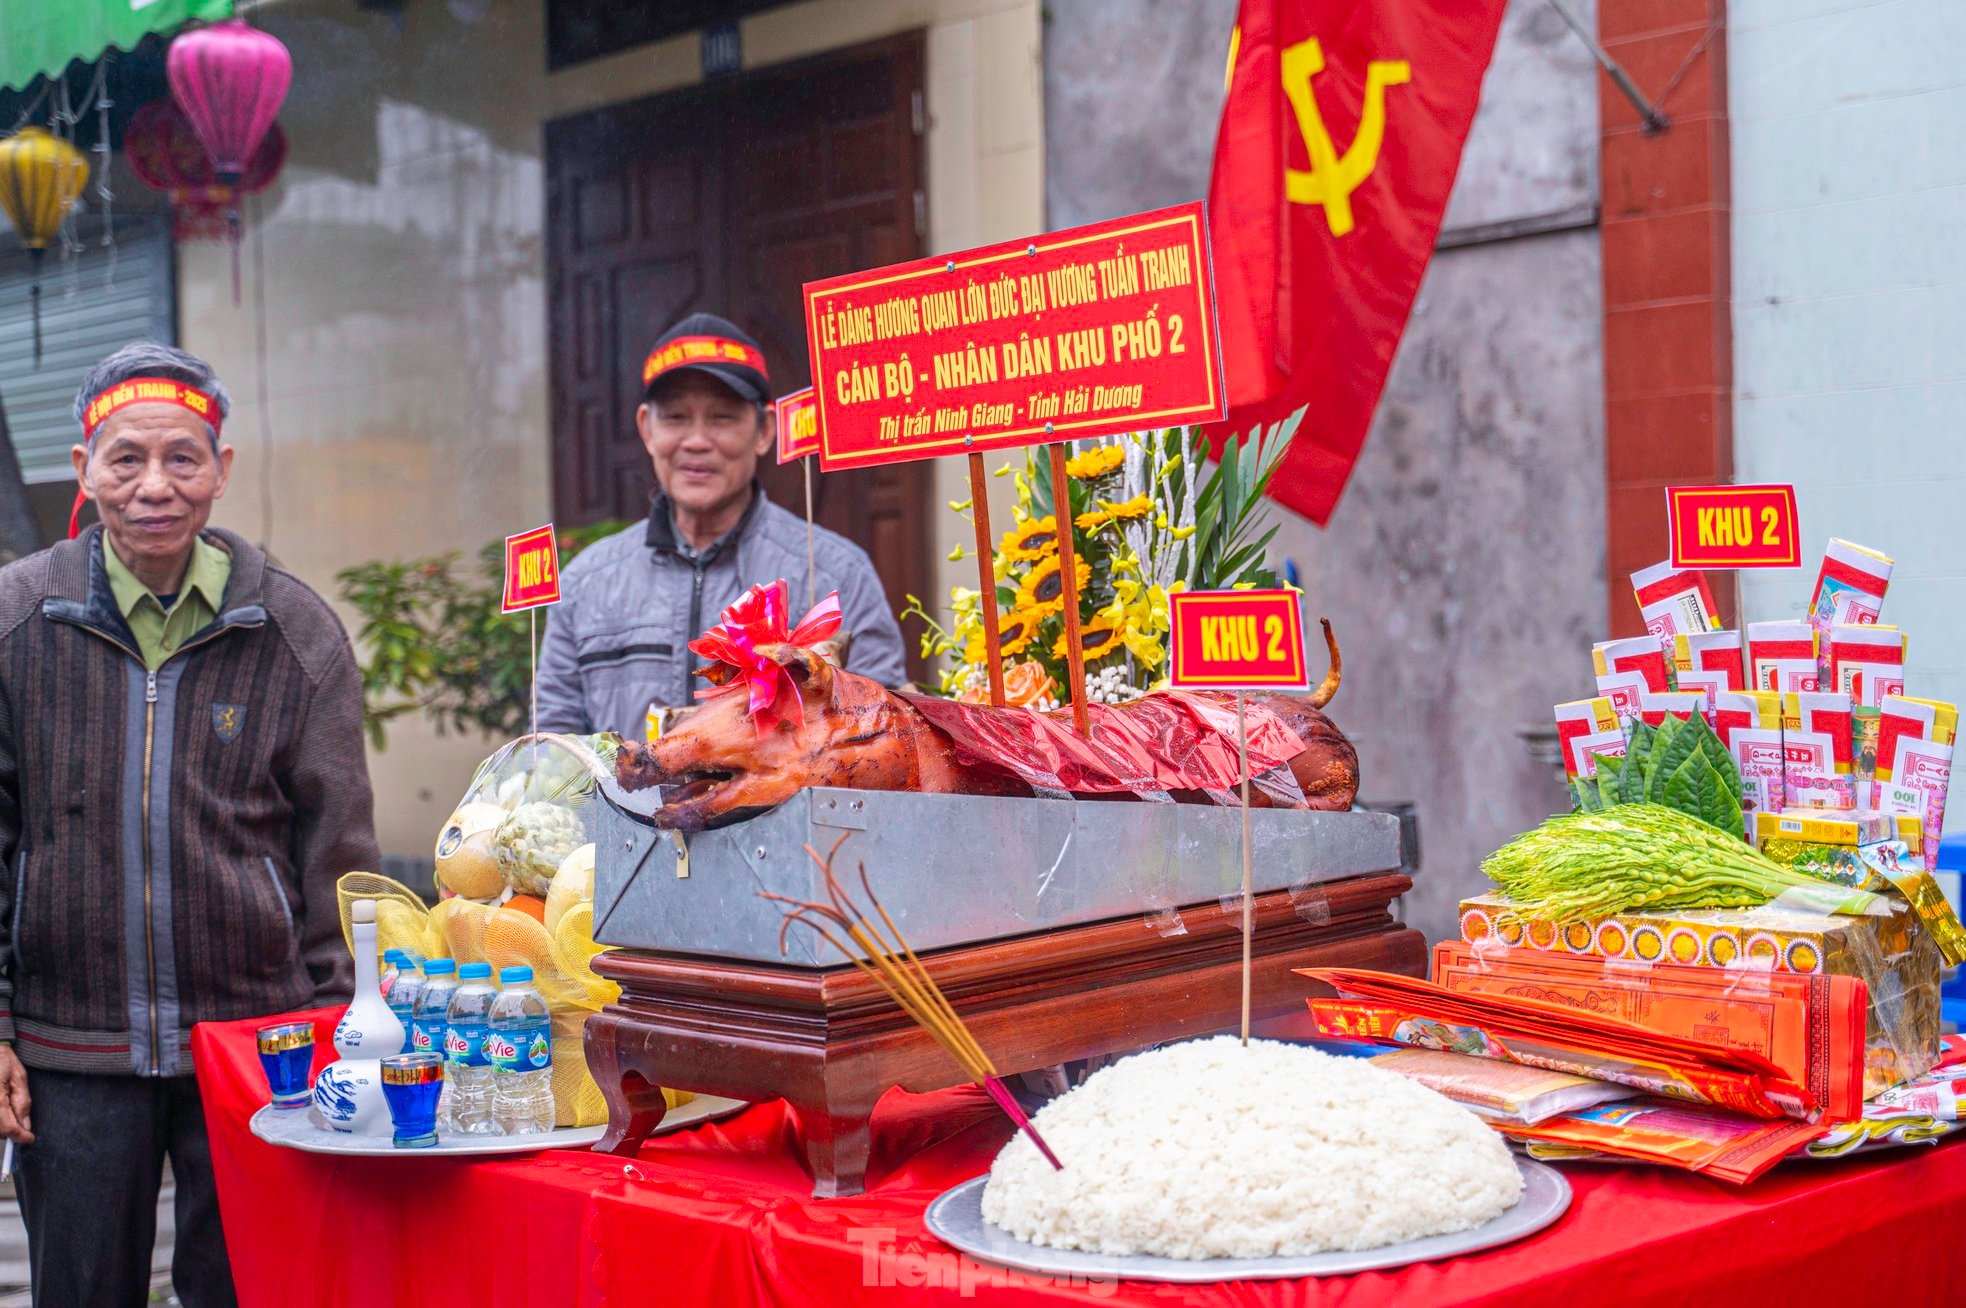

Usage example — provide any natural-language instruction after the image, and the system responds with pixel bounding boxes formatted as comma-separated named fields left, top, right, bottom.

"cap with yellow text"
left=642, top=312, right=770, bottom=404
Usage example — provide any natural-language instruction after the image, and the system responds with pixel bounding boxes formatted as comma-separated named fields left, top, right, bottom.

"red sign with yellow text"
left=775, top=386, right=819, bottom=463
left=1168, top=590, right=1308, bottom=689
left=1667, top=484, right=1801, bottom=569
left=802, top=202, right=1224, bottom=470
left=501, top=525, right=562, bottom=613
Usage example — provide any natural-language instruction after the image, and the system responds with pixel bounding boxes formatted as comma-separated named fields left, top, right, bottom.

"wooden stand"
left=586, top=873, right=1423, bottom=1197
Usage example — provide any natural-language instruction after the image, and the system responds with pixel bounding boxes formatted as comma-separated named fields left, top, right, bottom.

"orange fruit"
left=502, top=894, right=547, bottom=923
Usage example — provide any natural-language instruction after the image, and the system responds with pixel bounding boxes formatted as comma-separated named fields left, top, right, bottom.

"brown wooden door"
left=546, top=36, right=932, bottom=678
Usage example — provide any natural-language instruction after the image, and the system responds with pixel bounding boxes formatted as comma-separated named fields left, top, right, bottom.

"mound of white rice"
left=980, top=1037, right=1523, bottom=1259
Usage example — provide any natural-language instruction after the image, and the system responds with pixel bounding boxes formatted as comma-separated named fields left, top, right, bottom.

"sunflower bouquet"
left=902, top=409, right=1303, bottom=705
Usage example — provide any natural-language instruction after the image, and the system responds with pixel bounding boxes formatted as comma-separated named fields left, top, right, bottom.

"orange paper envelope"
left=1431, top=941, right=1866, bottom=1120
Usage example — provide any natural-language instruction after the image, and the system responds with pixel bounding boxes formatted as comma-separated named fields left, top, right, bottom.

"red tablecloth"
left=197, top=1009, right=1966, bottom=1307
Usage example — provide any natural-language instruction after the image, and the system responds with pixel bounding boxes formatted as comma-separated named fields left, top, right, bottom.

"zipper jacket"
left=0, top=527, right=379, bottom=1076
left=533, top=486, right=908, bottom=737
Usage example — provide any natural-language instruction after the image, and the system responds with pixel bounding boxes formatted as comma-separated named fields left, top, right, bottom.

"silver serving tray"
left=923, top=1158, right=1570, bottom=1282
left=593, top=787, right=1401, bottom=965
left=247, top=1094, right=746, bottom=1157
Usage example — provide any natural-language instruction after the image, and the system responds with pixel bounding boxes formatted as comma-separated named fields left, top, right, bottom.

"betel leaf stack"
left=1569, top=712, right=1743, bottom=836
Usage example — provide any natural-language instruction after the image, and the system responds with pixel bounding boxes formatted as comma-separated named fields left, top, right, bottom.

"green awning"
left=0, top=0, right=232, bottom=94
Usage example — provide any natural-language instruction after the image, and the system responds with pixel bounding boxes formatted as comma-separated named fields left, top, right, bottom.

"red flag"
left=1207, top=0, right=1508, bottom=525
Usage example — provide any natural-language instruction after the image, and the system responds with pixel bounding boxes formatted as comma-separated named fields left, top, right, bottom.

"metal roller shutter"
left=0, top=217, right=175, bottom=482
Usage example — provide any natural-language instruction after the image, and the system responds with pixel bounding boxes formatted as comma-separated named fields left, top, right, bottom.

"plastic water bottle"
left=411, top=960, right=458, bottom=1125
left=487, top=966, right=555, bottom=1135
left=410, top=960, right=457, bottom=1059
left=444, top=963, right=498, bottom=1135
left=379, top=949, right=402, bottom=997
left=385, top=952, right=423, bottom=1039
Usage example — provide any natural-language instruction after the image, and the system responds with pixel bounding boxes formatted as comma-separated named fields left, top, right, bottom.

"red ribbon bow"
left=689, top=580, right=842, bottom=736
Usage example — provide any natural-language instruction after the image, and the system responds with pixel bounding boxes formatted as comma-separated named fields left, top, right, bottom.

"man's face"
left=636, top=372, right=773, bottom=519
left=70, top=403, right=232, bottom=570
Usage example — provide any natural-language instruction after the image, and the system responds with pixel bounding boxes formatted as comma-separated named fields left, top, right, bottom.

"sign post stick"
left=1167, top=587, right=1308, bottom=1047
left=968, top=450, right=1007, bottom=707
left=503, top=523, right=563, bottom=760
left=1237, top=689, right=1252, bottom=1045
left=803, top=458, right=817, bottom=612
left=1047, top=442, right=1090, bottom=734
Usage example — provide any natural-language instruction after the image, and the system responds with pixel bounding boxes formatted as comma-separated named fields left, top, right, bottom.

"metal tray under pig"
left=592, top=787, right=1402, bottom=966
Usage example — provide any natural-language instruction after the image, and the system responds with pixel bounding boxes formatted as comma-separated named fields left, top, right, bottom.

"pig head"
left=614, top=643, right=988, bottom=832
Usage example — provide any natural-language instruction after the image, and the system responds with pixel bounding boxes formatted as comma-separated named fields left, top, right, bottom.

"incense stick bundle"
left=762, top=834, right=1063, bottom=1170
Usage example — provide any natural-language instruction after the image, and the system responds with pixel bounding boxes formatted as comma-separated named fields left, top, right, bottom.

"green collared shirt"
left=103, top=534, right=232, bottom=669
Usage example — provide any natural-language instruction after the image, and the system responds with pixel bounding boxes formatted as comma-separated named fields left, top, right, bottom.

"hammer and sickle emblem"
left=1283, top=37, right=1411, bottom=237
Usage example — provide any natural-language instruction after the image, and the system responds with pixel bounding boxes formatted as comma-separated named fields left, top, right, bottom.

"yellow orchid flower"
left=1064, top=444, right=1125, bottom=479
left=1074, top=494, right=1153, bottom=532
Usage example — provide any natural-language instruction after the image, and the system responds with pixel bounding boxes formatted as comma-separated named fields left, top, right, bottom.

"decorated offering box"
left=1630, top=560, right=1721, bottom=644
left=1781, top=691, right=1856, bottom=808
left=1673, top=628, right=1744, bottom=690
left=1753, top=808, right=1904, bottom=889
left=1553, top=697, right=1621, bottom=781
left=1748, top=621, right=1819, bottom=694
left=1593, top=636, right=1670, bottom=693
left=1459, top=892, right=1940, bottom=1097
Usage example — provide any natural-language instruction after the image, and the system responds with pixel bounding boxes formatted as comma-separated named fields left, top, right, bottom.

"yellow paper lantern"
left=0, top=128, right=90, bottom=365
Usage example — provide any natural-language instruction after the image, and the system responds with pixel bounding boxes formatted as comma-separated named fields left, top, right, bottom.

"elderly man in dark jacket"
left=0, top=342, right=379, bottom=1307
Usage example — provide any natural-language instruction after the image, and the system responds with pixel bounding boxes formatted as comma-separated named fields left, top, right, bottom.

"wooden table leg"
left=791, top=1091, right=878, bottom=1199
left=585, top=1013, right=672, bottom=1157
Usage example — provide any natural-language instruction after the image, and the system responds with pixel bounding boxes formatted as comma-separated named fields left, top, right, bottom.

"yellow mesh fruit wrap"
left=551, top=903, right=619, bottom=1010
left=336, top=873, right=443, bottom=961
left=431, top=895, right=494, bottom=965
left=547, top=1010, right=691, bottom=1127
left=482, top=905, right=618, bottom=1012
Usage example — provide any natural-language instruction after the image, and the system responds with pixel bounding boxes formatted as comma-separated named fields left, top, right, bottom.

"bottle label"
left=412, top=1020, right=443, bottom=1054
left=444, top=1022, right=490, bottom=1068
left=486, top=1021, right=551, bottom=1073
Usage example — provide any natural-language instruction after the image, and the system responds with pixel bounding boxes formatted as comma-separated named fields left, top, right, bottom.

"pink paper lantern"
left=167, top=19, right=292, bottom=181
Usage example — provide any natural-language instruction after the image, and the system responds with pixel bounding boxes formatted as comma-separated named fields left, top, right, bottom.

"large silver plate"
left=594, top=788, right=1401, bottom=964
left=248, top=1094, right=746, bottom=1157
left=923, top=1158, right=1570, bottom=1283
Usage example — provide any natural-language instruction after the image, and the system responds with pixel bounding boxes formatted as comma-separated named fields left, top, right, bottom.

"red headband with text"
left=81, top=377, right=224, bottom=444
left=641, top=335, right=769, bottom=388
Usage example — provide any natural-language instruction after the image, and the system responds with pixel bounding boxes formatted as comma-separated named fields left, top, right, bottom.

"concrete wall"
left=1042, top=0, right=1606, bottom=942
left=176, top=0, right=1045, bottom=866
left=1731, top=0, right=1966, bottom=834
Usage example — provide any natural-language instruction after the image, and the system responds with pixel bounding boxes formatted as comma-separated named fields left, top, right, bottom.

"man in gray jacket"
left=537, top=314, right=905, bottom=737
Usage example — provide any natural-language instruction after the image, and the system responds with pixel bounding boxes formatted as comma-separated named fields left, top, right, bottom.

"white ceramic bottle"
left=332, top=899, right=406, bottom=1058
left=314, top=900, right=403, bottom=1136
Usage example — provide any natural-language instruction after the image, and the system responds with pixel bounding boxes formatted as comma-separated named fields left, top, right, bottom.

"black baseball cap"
left=641, top=312, right=771, bottom=403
